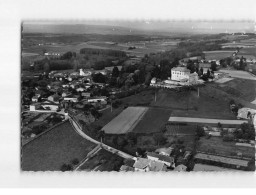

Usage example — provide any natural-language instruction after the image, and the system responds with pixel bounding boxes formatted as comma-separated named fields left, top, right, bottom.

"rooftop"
left=171, top=67, right=190, bottom=72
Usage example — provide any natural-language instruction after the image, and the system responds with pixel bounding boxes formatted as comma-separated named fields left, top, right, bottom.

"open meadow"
left=203, top=50, right=235, bottom=60
left=22, top=121, right=96, bottom=171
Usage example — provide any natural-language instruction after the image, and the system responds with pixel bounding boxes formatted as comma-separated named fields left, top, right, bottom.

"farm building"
left=237, top=108, right=256, bottom=119
left=168, top=117, right=248, bottom=126
left=102, top=107, right=148, bottom=134
left=64, top=95, right=78, bottom=103
left=32, top=95, right=40, bottom=102
left=199, top=63, right=211, bottom=74
left=194, top=153, right=250, bottom=170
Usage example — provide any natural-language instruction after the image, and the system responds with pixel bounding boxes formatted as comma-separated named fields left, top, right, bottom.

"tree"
left=153, top=132, right=167, bottom=146
left=92, top=73, right=106, bottom=83
left=126, top=132, right=137, bottom=146
left=196, top=126, right=205, bottom=137
left=207, top=69, right=210, bottom=78
left=112, top=66, right=120, bottom=78
left=211, top=61, right=217, bottom=71
left=71, top=158, right=79, bottom=165
left=60, top=164, right=73, bottom=171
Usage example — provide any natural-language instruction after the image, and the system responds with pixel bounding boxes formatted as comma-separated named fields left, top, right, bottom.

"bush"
left=71, top=158, right=79, bottom=165
left=223, top=134, right=235, bottom=142
left=196, top=126, right=205, bottom=137
left=60, top=164, right=73, bottom=172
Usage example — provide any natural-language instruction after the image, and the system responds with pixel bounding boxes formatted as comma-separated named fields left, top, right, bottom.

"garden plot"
left=102, top=107, right=148, bottom=134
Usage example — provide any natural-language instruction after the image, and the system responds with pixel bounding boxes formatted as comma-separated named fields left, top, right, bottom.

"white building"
left=171, top=67, right=190, bottom=81
left=79, top=69, right=92, bottom=76
left=88, top=96, right=107, bottom=103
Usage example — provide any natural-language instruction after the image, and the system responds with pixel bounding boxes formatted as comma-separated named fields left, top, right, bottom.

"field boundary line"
left=22, top=119, right=69, bottom=147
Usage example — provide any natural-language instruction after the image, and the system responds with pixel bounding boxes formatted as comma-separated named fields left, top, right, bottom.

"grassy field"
left=102, top=107, right=148, bottom=134
left=197, top=137, right=255, bottom=159
left=132, top=108, right=172, bottom=134
left=203, top=50, right=235, bottom=60
left=22, top=121, right=96, bottom=171
left=239, top=47, right=256, bottom=57
left=78, top=149, right=124, bottom=171
left=152, top=89, right=235, bottom=119
left=216, top=78, right=256, bottom=102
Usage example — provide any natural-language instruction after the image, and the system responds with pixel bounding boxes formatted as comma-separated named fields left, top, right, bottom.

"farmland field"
left=132, top=108, right=172, bottom=133
left=216, top=78, right=256, bottom=102
left=219, top=70, right=256, bottom=80
left=197, top=137, right=255, bottom=159
left=102, top=107, right=148, bottom=134
left=203, top=50, right=235, bottom=60
left=152, top=89, right=235, bottom=119
left=22, top=121, right=96, bottom=171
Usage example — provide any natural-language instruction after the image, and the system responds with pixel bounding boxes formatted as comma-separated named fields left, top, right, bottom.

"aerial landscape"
left=21, top=21, right=255, bottom=172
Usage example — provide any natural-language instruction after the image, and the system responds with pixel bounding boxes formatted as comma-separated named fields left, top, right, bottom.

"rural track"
left=69, top=116, right=136, bottom=160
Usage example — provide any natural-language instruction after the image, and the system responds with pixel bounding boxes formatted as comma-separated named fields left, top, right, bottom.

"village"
left=21, top=30, right=256, bottom=172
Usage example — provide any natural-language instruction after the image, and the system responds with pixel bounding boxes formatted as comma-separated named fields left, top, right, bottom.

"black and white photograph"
left=0, top=0, right=256, bottom=190
left=21, top=19, right=255, bottom=172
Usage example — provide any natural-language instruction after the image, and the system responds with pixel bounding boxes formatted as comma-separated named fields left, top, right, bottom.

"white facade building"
left=171, top=67, right=190, bottom=81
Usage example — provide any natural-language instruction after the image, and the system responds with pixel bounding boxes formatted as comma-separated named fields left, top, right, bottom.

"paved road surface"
left=168, top=117, right=248, bottom=125
left=69, top=117, right=135, bottom=160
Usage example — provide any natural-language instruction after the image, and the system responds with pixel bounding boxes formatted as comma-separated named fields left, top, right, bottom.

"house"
left=171, top=67, right=190, bottom=81
left=151, top=77, right=157, bottom=84
left=133, top=157, right=167, bottom=172
left=237, top=108, right=256, bottom=119
left=199, top=63, right=211, bottom=74
left=64, top=95, right=78, bottom=103
left=188, top=72, right=199, bottom=84
left=79, top=69, right=92, bottom=76
left=76, top=87, right=85, bottom=92
left=133, top=158, right=151, bottom=172
left=62, top=92, right=71, bottom=97
left=32, top=95, right=40, bottom=102
left=29, top=103, right=41, bottom=111
left=174, top=164, right=187, bottom=172
left=41, top=101, right=59, bottom=111
left=88, top=96, right=107, bottom=103
left=149, top=161, right=167, bottom=172
left=81, top=92, right=91, bottom=97
left=155, top=147, right=174, bottom=156
left=147, top=152, right=175, bottom=168
left=120, top=165, right=135, bottom=172
left=48, top=94, right=61, bottom=103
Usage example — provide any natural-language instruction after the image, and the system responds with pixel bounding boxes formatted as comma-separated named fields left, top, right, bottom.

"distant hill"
left=23, top=21, right=255, bottom=35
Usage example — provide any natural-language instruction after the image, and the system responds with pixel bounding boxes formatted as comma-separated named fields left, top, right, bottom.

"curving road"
left=69, top=116, right=136, bottom=160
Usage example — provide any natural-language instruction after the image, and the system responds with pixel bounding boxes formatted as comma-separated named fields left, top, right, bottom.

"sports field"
left=102, top=107, right=148, bottom=134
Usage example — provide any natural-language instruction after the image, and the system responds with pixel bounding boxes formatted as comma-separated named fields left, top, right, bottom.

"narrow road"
left=69, top=116, right=136, bottom=160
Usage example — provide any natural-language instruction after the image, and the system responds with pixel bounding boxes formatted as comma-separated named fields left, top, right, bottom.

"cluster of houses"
left=28, top=68, right=110, bottom=113
left=120, top=147, right=191, bottom=172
